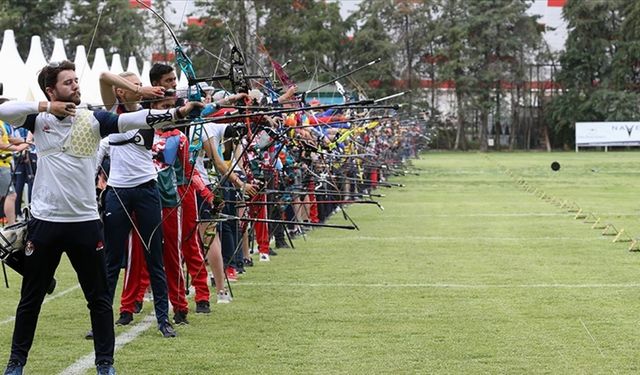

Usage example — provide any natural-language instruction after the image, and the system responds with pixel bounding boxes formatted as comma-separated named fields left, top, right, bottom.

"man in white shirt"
left=0, top=60, right=202, bottom=375
left=97, top=71, right=176, bottom=334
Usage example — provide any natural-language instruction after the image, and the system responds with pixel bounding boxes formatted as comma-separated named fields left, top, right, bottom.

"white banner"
left=576, top=122, right=640, bottom=146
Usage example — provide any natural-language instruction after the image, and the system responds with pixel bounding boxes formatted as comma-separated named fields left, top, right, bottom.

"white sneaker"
left=259, top=253, right=270, bottom=262
left=216, top=291, right=232, bottom=304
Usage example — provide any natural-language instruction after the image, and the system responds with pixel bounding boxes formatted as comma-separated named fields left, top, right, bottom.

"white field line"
left=579, top=318, right=606, bottom=358
left=381, top=213, right=640, bottom=217
left=59, top=313, right=156, bottom=375
left=239, top=281, right=640, bottom=289
left=316, top=236, right=600, bottom=241
left=0, top=285, right=81, bottom=326
left=385, top=213, right=568, bottom=217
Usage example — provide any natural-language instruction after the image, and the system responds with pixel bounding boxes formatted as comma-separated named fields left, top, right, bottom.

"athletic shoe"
left=235, top=265, right=246, bottom=275
left=115, top=312, right=133, bottom=326
left=259, top=253, right=270, bottom=262
left=96, top=361, right=116, bottom=375
left=225, top=266, right=238, bottom=282
left=243, top=257, right=254, bottom=267
left=195, top=301, right=211, bottom=314
left=216, top=291, right=232, bottom=304
left=269, top=248, right=278, bottom=256
left=3, top=360, right=23, bottom=375
left=85, top=330, right=93, bottom=340
left=133, top=301, right=143, bottom=314
left=173, top=311, right=189, bottom=325
left=158, top=321, right=177, bottom=338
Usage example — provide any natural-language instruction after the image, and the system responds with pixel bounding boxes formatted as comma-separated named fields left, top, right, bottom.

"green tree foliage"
left=346, top=15, right=396, bottom=99
left=547, top=0, right=640, bottom=147
left=434, top=0, right=542, bottom=150
left=63, top=0, right=151, bottom=63
left=257, top=0, right=352, bottom=83
left=180, top=1, right=352, bottom=94
left=0, top=0, right=66, bottom=60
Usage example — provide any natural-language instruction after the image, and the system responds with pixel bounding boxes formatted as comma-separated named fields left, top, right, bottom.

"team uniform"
left=0, top=101, right=185, bottom=368
left=152, top=129, right=213, bottom=321
left=99, top=102, right=171, bottom=328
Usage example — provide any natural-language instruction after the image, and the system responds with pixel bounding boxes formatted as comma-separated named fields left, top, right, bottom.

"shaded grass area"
left=1, top=151, right=640, bottom=373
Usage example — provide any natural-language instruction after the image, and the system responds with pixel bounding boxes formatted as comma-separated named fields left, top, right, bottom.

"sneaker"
left=115, top=312, right=133, bottom=326
left=235, top=265, right=246, bottom=275
left=269, top=248, right=278, bottom=256
left=225, top=266, right=238, bottom=282
left=243, top=257, right=254, bottom=267
left=3, top=360, right=23, bottom=375
left=85, top=329, right=93, bottom=340
left=216, top=291, right=232, bottom=304
left=173, top=311, right=189, bottom=325
left=133, top=301, right=143, bottom=314
left=259, top=253, right=270, bottom=262
left=158, top=321, right=177, bottom=338
left=195, top=301, right=211, bottom=314
left=96, top=361, right=116, bottom=375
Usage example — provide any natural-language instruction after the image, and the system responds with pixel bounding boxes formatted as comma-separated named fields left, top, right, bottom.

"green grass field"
left=2, top=151, right=640, bottom=374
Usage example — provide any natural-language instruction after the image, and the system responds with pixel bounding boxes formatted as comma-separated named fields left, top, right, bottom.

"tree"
left=0, top=0, right=66, bottom=60
left=346, top=14, right=396, bottom=99
left=434, top=0, right=543, bottom=151
left=64, top=0, right=151, bottom=62
left=546, top=0, right=640, bottom=147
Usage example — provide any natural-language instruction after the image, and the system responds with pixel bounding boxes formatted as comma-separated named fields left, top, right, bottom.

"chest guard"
left=39, top=109, right=100, bottom=159
left=64, top=109, right=100, bottom=158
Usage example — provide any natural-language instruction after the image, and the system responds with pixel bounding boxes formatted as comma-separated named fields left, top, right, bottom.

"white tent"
left=0, top=30, right=27, bottom=100
left=74, top=45, right=92, bottom=90
left=0, top=30, right=153, bottom=102
left=49, top=38, right=67, bottom=62
left=110, top=53, right=124, bottom=74
left=25, top=36, right=47, bottom=101
left=85, top=48, right=110, bottom=105
left=126, top=56, right=140, bottom=77
left=140, top=61, right=151, bottom=86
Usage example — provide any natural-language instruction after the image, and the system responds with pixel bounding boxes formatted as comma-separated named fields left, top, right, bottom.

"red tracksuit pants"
left=177, top=184, right=210, bottom=304
left=249, top=193, right=270, bottom=254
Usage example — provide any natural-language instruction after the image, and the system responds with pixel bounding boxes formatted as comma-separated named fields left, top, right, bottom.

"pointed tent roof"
left=74, top=45, right=91, bottom=87
left=0, top=30, right=27, bottom=100
left=50, top=38, right=67, bottom=62
left=126, top=56, right=140, bottom=77
left=25, top=35, right=47, bottom=101
left=83, top=48, right=110, bottom=105
left=140, top=61, right=151, bottom=86
left=110, top=53, right=124, bottom=74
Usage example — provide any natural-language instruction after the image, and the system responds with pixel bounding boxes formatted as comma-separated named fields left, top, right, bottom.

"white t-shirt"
left=190, top=123, right=226, bottom=185
left=107, top=130, right=157, bottom=187
left=26, top=112, right=103, bottom=222
left=0, top=101, right=180, bottom=222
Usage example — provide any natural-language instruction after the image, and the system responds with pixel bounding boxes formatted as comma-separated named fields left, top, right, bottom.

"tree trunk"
left=509, top=86, right=518, bottom=151
left=543, top=125, right=551, bottom=152
left=454, top=89, right=467, bottom=150
left=479, top=108, right=489, bottom=152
